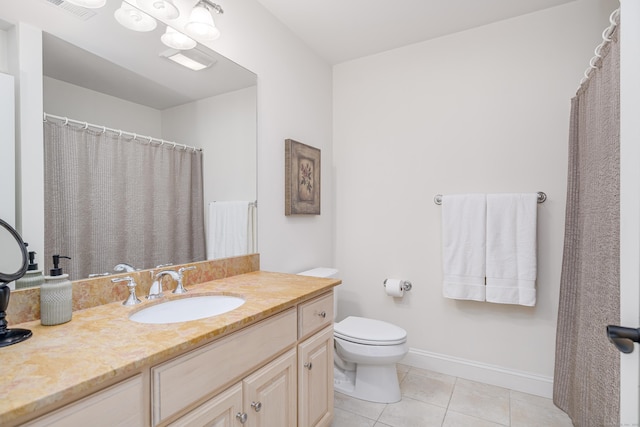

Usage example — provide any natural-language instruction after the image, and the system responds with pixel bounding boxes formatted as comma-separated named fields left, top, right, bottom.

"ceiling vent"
left=43, top=0, right=97, bottom=21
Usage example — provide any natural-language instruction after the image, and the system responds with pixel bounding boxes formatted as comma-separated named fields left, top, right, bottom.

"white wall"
left=1, top=31, right=19, bottom=289
left=193, top=0, right=334, bottom=272
left=8, top=23, right=44, bottom=268
left=0, top=29, right=8, bottom=73
left=0, top=73, right=15, bottom=227
left=619, top=0, right=640, bottom=422
left=43, top=77, right=162, bottom=136
left=0, top=72, right=17, bottom=283
left=161, top=87, right=256, bottom=202
left=333, top=0, right=617, bottom=396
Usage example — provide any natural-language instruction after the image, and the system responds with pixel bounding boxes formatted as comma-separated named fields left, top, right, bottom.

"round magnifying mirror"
left=0, top=218, right=32, bottom=347
left=0, top=220, right=28, bottom=283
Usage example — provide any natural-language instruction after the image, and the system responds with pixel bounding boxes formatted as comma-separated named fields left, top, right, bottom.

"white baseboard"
left=401, top=348, right=554, bottom=398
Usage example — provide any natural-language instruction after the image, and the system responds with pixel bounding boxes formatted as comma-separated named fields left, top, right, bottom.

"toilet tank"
left=298, top=267, right=339, bottom=320
left=297, top=267, right=339, bottom=279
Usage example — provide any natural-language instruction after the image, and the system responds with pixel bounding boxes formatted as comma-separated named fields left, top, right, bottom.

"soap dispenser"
left=41, top=255, right=72, bottom=326
left=15, top=244, right=45, bottom=289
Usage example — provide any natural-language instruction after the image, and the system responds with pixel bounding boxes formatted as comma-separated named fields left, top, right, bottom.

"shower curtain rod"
left=43, top=113, right=202, bottom=153
left=578, top=7, right=620, bottom=88
left=433, top=192, right=547, bottom=205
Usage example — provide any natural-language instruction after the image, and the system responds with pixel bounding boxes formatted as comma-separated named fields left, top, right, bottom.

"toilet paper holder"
left=383, top=279, right=412, bottom=292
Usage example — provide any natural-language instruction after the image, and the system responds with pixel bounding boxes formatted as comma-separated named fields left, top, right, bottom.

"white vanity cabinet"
left=297, top=293, right=334, bottom=427
left=23, top=375, right=145, bottom=427
left=17, top=289, right=336, bottom=427
left=169, top=291, right=335, bottom=427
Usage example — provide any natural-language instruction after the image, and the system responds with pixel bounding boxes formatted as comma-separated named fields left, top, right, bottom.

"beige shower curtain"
left=44, top=120, right=206, bottom=280
left=553, top=20, right=620, bottom=427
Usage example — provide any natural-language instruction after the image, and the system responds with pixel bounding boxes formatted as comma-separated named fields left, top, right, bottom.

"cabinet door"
left=168, top=383, right=243, bottom=427
left=298, top=325, right=334, bottom=427
left=243, top=348, right=297, bottom=427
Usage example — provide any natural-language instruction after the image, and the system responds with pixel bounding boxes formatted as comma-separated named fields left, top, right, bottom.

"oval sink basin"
left=129, top=295, right=245, bottom=324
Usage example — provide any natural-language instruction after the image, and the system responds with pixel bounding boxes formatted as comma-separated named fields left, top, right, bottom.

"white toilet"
left=298, top=268, right=409, bottom=404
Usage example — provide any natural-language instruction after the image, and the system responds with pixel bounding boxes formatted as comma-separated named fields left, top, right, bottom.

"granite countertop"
left=0, top=271, right=339, bottom=425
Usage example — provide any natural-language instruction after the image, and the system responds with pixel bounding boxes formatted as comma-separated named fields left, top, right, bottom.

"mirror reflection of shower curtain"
left=43, top=121, right=206, bottom=280
left=553, top=19, right=620, bottom=427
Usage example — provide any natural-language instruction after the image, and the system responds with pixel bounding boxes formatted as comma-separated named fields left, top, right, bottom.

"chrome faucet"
left=149, top=270, right=179, bottom=300
left=88, top=272, right=111, bottom=278
left=114, top=263, right=137, bottom=273
left=149, top=266, right=196, bottom=299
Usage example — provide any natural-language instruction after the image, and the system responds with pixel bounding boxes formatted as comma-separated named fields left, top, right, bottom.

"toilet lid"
left=334, top=316, right=407, bottom=346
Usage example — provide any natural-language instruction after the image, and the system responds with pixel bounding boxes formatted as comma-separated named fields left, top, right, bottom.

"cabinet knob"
left=236, top=412, right=248, bottom=424
left=251, top=401, right=262, bottom=412
left=317, top=310, right=326, bottom=318
left=304, top=362, right=313, bottom=370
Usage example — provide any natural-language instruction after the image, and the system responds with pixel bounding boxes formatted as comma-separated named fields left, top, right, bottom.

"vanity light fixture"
left=64, top=0, right=106, bottom=8
left=136, top=0, right=180, bottom=20
left=114, top=1, right=157, bottom=32
left=185, top=0, right=223, bottom=41
left=160, top=48, right=217, bottom=71
left=161, top=26, right=197, bottom=50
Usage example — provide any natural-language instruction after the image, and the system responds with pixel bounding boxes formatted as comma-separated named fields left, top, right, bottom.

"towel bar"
left=433, top=192, right=546, bottom=205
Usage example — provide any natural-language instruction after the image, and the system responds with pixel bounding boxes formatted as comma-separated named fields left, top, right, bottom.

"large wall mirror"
left=1, top=0, right=257, bottom=282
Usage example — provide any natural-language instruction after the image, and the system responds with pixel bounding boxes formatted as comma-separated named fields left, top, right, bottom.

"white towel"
left=441, top=194, right=486, bottom=301
left=207, top=201, right=251, bottom=259
left=485, top=193, right=537, bottom=306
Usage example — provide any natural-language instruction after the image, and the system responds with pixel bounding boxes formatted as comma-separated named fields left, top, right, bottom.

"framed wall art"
left=285, top=139, right=320, bottom=215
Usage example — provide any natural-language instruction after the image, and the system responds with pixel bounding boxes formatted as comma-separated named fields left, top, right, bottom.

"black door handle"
left=607, top=325, right=640, bottom=353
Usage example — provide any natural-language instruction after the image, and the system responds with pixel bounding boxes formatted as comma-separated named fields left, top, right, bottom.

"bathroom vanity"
left=0, top=270, right=338, bottom=427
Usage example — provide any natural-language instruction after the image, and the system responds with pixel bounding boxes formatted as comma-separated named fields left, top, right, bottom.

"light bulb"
left=114, top=1, right=157, bottom=32
left=161, top=27, right=197, bottom=50
left=136, top=0, right=180, bottom=20
left=185, top=4, right=220, bottom=40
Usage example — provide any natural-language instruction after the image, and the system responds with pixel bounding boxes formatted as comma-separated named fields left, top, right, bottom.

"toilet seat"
left=334, top=316, right=407, bottom=346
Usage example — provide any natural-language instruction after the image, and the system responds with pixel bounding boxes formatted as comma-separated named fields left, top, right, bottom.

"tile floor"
left=331, top=364, right=573, bottom=427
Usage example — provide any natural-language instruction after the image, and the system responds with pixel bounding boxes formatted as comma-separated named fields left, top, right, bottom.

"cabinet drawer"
left=152, top=308, right=296, bottom=425
left=24, top=375, right=144, bottom=427
left=298, top=291, right=333, bottom=339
